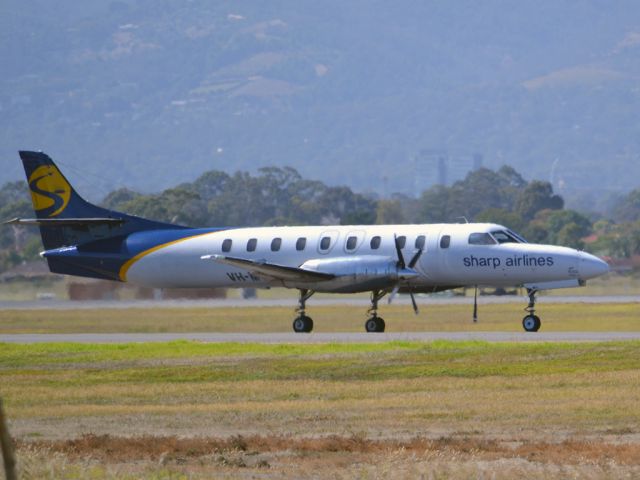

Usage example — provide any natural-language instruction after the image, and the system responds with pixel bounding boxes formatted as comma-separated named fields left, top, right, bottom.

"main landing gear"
left=365, top=290, right=387, bottom=333
left=522, top=289, right=541, bottom=332
left=293, top=289, right=315, bottom=333
left=291, top=289, right=389, bottom=333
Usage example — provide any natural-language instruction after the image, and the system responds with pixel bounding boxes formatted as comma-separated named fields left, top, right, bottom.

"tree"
left=515, top=180, right=563, bottom=221
left=612, top=189, right=640, bottom=222
left=589, top=221, right=640, bottom=258
left=418, top=185, right=450, bottom=223
left=446, top=168, right=516, bottom=220
left=375, top=199, right=405, bottom=224
left=529, top=209, right=592, bottom=248
left=0, top=181, right=29, bottom=205
left=474, top=208, right=526, bottom=232
left=556, top=223, right=586, bottom=250
left=101, top=188, right=140, bottom=210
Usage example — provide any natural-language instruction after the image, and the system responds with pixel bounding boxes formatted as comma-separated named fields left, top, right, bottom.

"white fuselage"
left=124, top=223, right=608, bottom=293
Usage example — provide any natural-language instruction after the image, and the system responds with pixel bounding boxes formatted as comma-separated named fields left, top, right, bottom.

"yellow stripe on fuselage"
left=119, top=232, right=217, bottom=282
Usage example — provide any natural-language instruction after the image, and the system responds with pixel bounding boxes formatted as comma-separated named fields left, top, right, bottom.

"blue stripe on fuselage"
left=42, top=227, right=229, bottom=281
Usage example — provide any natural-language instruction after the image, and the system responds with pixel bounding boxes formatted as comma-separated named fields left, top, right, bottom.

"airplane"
left=6, top=151, right=610, bottom=333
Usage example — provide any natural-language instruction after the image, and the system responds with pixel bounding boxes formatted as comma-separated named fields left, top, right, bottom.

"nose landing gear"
left=522, top=289, right=541, bottom=332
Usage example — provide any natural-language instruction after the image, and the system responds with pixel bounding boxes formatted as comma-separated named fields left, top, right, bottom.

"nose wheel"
left=522, top=289, right=541, bottom=332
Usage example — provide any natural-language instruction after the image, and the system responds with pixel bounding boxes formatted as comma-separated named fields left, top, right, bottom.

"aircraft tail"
left=15, top=151, right=186, bottom=250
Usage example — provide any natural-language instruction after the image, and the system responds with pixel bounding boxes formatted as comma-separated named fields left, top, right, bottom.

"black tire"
left=293, top=315, right=313, bottom=333
left=365, top=316, right=385, bottom=333
left=303, top=315, right=314, bottom=333
left=532, top=315, right=541, bottom=332
left=365, top=317, right=378, bottom=332
left=522, top=314, right=541, bottom=332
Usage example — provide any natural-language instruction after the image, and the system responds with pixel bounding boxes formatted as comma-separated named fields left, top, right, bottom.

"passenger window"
left=296, top=237, right=306, bottom=251
left=396, top=236, right=406, bottom=248
left=246, top=238, right=257, bottom=252
left=468, top=232, right=496, bottom=245
left=271, top=237, right=282, bottom=252
left=440, top=235, right=450, bottom=249
left=222, top=239, right=232, bottom=252
left=320, top=236, right=331, bottom=250
left=370, top=236, right=381, bottom=249
left=346, top=236, right=358, bottom=251
left=415, top=235, right=426, bottom=249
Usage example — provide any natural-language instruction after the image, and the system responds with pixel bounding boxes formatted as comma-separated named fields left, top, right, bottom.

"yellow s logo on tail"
left=28, top=165, right=71, bottom=217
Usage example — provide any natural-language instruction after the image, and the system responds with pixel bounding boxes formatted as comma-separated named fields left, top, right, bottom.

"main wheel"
left=365, top=316, right=385, bottom=333
left=293, top=315, right=313, bottom=333
left=522, top=314, right=541, bottom=332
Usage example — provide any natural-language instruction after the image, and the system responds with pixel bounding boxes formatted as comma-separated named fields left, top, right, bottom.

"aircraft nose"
left=578, top=252, right=610, bottom=279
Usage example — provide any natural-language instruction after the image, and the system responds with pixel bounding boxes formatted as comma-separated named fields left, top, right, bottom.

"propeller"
left=394, top=234, right=406, bottom=269
left=389, top=235, right=423, bottom=315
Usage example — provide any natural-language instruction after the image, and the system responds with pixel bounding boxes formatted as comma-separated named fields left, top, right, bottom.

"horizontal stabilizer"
left=201, top=254, right=335, bottom=282
left=4, top=217, right=124, bottom=227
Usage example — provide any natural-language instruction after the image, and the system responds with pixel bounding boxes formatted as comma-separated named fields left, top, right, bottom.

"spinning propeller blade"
left=409, top=291, right=419, bottom=314
left=408, top=248, right=423, bottom=269
left=393, top=234, right=405, bottom=269
left=391, top=234, right=421, bottom=314
left=387, top=285, right=400, bottom=304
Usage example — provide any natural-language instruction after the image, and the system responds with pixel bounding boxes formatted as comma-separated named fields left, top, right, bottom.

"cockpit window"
left=491, top=230, right=524, bottom=244
left=507, top=229, right=528, bottom=243
left=468, top=232, right=497, bottom=245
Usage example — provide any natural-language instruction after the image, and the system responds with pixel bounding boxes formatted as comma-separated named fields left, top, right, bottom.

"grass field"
left=0, top=301, right=639, bottom=334
left=2, top=339, right=640, bottom=478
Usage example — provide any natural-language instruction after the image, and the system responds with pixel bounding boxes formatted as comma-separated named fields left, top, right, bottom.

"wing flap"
left=201, top=254, right=335, bottom=282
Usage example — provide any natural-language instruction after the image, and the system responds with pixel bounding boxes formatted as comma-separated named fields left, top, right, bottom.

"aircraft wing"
left=201, top=254, right=335, bottom=282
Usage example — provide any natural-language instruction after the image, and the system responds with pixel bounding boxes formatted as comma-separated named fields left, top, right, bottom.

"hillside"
left=2, top=1, right=640, bottom=210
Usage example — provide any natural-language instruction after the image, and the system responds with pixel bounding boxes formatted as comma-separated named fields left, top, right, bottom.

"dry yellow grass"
left=13, top=434, right=640, bottom=479
left=0, top=301, right=639, bottom=333
left=2, top=340, right=639, bottom=478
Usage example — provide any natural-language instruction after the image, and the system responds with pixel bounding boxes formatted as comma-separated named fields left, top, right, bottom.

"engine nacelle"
left=297, top=255, right=405, bottom=293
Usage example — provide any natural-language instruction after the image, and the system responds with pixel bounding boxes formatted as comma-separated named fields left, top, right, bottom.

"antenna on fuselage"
left=455, top=216, right=469, bottom=224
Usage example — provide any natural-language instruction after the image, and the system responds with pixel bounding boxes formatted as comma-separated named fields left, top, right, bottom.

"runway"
left=2, top=331, right=640, bottom=343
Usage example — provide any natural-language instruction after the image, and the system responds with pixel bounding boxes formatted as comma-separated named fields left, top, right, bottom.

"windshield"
left=491, top=229, right=527, bottom=244
left=468, top=232, right=497, bottom=245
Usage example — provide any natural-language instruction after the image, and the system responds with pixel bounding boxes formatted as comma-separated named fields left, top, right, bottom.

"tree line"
left=2, top=165, right=640, bottom=273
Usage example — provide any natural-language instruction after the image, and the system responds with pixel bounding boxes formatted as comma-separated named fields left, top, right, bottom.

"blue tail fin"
left=18, top=151, right=187, bottom=250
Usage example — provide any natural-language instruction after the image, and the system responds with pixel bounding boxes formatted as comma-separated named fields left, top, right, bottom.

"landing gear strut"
left=365, top=290, right=387, bottom=332
left=293, top=289, right=314, bottom=333
left=522, top=288, right=541, bottom=332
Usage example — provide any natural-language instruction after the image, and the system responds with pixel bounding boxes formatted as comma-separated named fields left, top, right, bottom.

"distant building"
left=0, top=261, right=55, bottom=282
left=412, top=150, right=484, bottom=195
